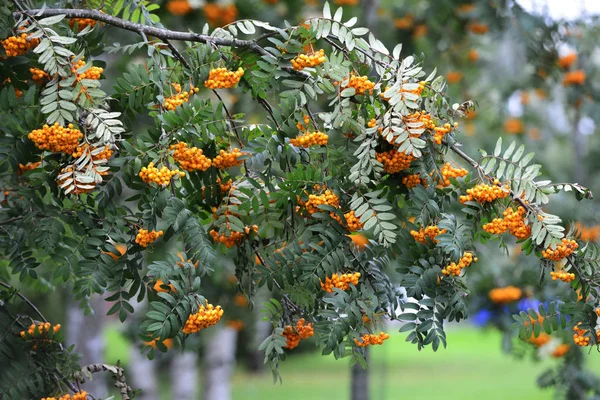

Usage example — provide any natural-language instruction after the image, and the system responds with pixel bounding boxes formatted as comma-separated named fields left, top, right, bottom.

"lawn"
left=106, top=326, right=600, bottom=399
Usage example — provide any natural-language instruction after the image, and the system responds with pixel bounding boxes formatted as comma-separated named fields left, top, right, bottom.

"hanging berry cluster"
left=303, top=190, right=340, bottom=215
left=542, top=238, right=578, bottom=261
left=20, top=322, right=61, bottom=339
left=212, top=149, right=246, bottom=169
left=441, top=252, right=477, bottom=276
left=68, top=16, right=99, bottom=31
left=139, top=162, right=185, bottom=186
left=18, top=161, right=41, bottom=174
left=28, top=123, right=83, bottom=154
left=343, top=210, right=364, bottom=232
left=440, top=163, right=468, bottom=186
left=346, top=73, right=375, bottom=95
left=573, top=323, right=591, bottom=346
left=291, top=49, right=326, bottom=71
left=135, top=229, right=164, bottom=247
left=354, top=332, right=390, bottom=347
left=210, top=225, right=257, bottom=248
left=153, top=279, right=175, bottom=293
left=488, top=286, right=522, bottom=304
left=282, top=318, right=314, bottom=349
left=550, top=270, right=575, bottom=283
left=483, top=206, right=531, bottom=239
left=166, top=0, right=193, bottom=15
left=204, top=67, right=245, bottom=89
left=290, top=131, right=328, bottom=148
left=459, top=182, right=510, bottom=204
left=182, top=302, right=224, bottom=334
left=376, top=150, right=415, bottom=174
left=320, top=272, right=361, bottom=292
left=410, top=225, right=447, bottom=244
left=71, top=58, right=103, bottom=81
left=71, top=144, right=113, bottom=163
left=170, top=142, right=212, bottom=171
left=30, top=67, right=49, bottom=83
left=163, top=83, right=200, bottom=111
left=402, top=173, right=426, bottom=188
left=41, top=391, right=88, bottom=400
left=1, top=33, right=39, bottom=57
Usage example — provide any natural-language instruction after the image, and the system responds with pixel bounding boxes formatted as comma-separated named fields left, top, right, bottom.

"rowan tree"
left=1, top=1, right=600, bottom=399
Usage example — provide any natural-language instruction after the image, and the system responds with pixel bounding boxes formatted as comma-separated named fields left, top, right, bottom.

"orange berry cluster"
left=212, top=149, right=246, bottom=169
left=446, top=71, right=463, bottom=84
left=347, top=73, right=375, bottom=95
left=574, top=222, right=600, bottom=242
left=550, top=270, right=575, bottom=283
left=203, top=3, right=237, bottom=27
left=204, top=67, right=244, bottom=89
left=30, top=67, right=49, bottom=83
left=1, top=33, right=39, bottom=57
left=166, top=0, right=193, bottom=15
left=28, top=123, right=83, bottom=154
left=71, top=144, right=113, bottom=162
left=290, top=131, right=328, bottom=147
left=468, top=22, right=489, bottom=34
left=135, top=229, right=164, bottom=247
left=320, top=272, right=361, bottom=292
left=380, top=82, right=427, bottom=102
left=432, top=122, right=458, bottom=145
left=18, top=161, right=41, bottom=174
left=20, top=322, right=61, bottom=339
left=42, top=391, right=88, bottom=400
left=210, top=224, right=257, bottom=248
left=282, top=318, right=315, bottom=349
left=563, top=70, right=585, bottom=86
left=459, top=182, right=510, bottom=204
left=304, top=190, right=340, bottom=215
left=344, top=210, right=363, bottom=232
left=402, top=173, right=426, bottom=188
left=296, top=114, right=311, bottom=131
left=410, top=225, right=447, bottom=244
left=488, top=286, right=522, bottom=304
left=573, top=323, right=590, bottom=346
left=170, top=142, right=212, bottom=171
left=440, top=163, right=468, bottom=186
left=552, top=344, right=570, bottom=358
left=139, top=162, right=184, bottom=186
left=528, top=332, right=551, bottom=347
left=334, top=0, right=359, bottom=5
left=182, top=303, right=224, bottom=334
left=71, top=58, right=103, bottom=81
left=558, top=53, right=577, bottom=69
left=354, top=332, right=390, bottom=347
left=441, top=252, right=477, bottom=276
left=483, top=206, right=531, bottom=239
left=153, top=279, right=175, bottom=293
left=163, top=83, right=199, bottom=111
left=291, top=49, right=326, bottom=71
left=376, top=150, right=415, bottom=174
left=542, top=238, right=578, bottom=261
left=226, top=319, right=245, bottom=331
left=68, top=17, right=99, bottom=31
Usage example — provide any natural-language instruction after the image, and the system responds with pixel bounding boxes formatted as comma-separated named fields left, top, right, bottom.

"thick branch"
left=74, top=364, right=133, bottom=400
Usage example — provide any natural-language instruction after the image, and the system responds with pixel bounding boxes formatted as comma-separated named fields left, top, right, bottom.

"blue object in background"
left=472, top=309, right=494, bottom=327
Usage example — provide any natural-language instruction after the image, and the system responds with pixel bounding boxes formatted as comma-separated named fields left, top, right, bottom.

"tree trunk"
left=351, top=348, right=369, bottom=400
left=66, top=295, right=107, bottom=397
left=128, top=346, right=159, bottom=400
left=203, top=327, right=238, bottom=400
left=170, top=351, right=199, bottom=400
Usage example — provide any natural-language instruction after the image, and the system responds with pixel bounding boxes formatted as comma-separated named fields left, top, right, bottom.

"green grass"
left=105, top=326, right=600, bottom=399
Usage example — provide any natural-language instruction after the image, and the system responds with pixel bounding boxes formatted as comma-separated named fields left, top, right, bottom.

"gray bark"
left=351, top=348, right=369, bottom=400
left=128, top=347, right=159, bottom=400
left=170, top=351, right=199, bottom=400
left=203, top=327, right=238, bottom=400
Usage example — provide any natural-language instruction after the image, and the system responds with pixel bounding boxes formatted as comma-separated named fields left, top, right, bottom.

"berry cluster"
left=488, top=286, right=522, bottom=304
left=204, top=67, right=245, bottom=89
left=135, top=229, right=164, bottom=247
left=28, top=123, right=83, bottom=154
left=282, top=318, right=314, bottom=349
left=446, top=71, right=463, bottom=84
left=71, top=58, right=103, bottom=81
left=344, top=210, right=364, bottom=232
left=163, top=83, right=199, bottom=111
left=71, top=144, right=113, bottom=162
left=376, top=150, right=415, bottom=174
left=552, top=344, right=570, bottom=358
left=20, top=322, right=61, bottom=339
left=550, top=270, right=575, bottom=283
left=468, top=22, right=489, bottom=34
left=574, top=222, right=600, bottom=242
left=1, top=33, right=39, bottom=57
left=68, top=17, right=99, bottom=31
left=182, top=303, right=224, bottom=334
left=441, top=252, right=477, bottom=276
left=347, top=73, right=375, bottom=95
left=296, top=114, right=311, bottom=131
left=459, top=182, right=510, bottom=204
left=380, top=82, right=427, bottom=102
left=542, top=238, right=578, bottom=261
left=558, top=53, right=577, bottom=69
left=563, top=70, right=585, bottom=86
left=212, top=149, right=246, bottom=169
left=410, top=225, right=447, bottom=244
left=573, top=323, right=590, bottom=346
left=483, top=206, right=531, bottom=239
left=210, top=225, right=257, bottom=248
left=42, top=391, right=88, bottom=400
left=304, top=190, right=340, bottom=215
left=432, top=122, right=458, bottom=145
left=18, top=161, right=41, bottom=174
left=291, top=49, right=326, bottom=71
left=290, top=131, right=328, bottom=147
left=166, top=0, right=193, bottom=15
left=402, top=173, right=426, bottom=188
left=176, top=252, right=199, bottom=269
left=30, top=67, right=49, bottom=83
left=153, top=279, right=175, bottom=293
left=440, top=163, right=468, bottom=186
left=144, top=338, right=174, bottom=349
left=320, top=272, right=361, bottom=292
left=139, top=162, right=184, bottom=186
left=170, top=142, right=212, bottom=171
left=528, top=332, right=550, bottom=347
left=354, top=332, right=390, bottom=347
left=203, top=3, right=237, bottom=27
